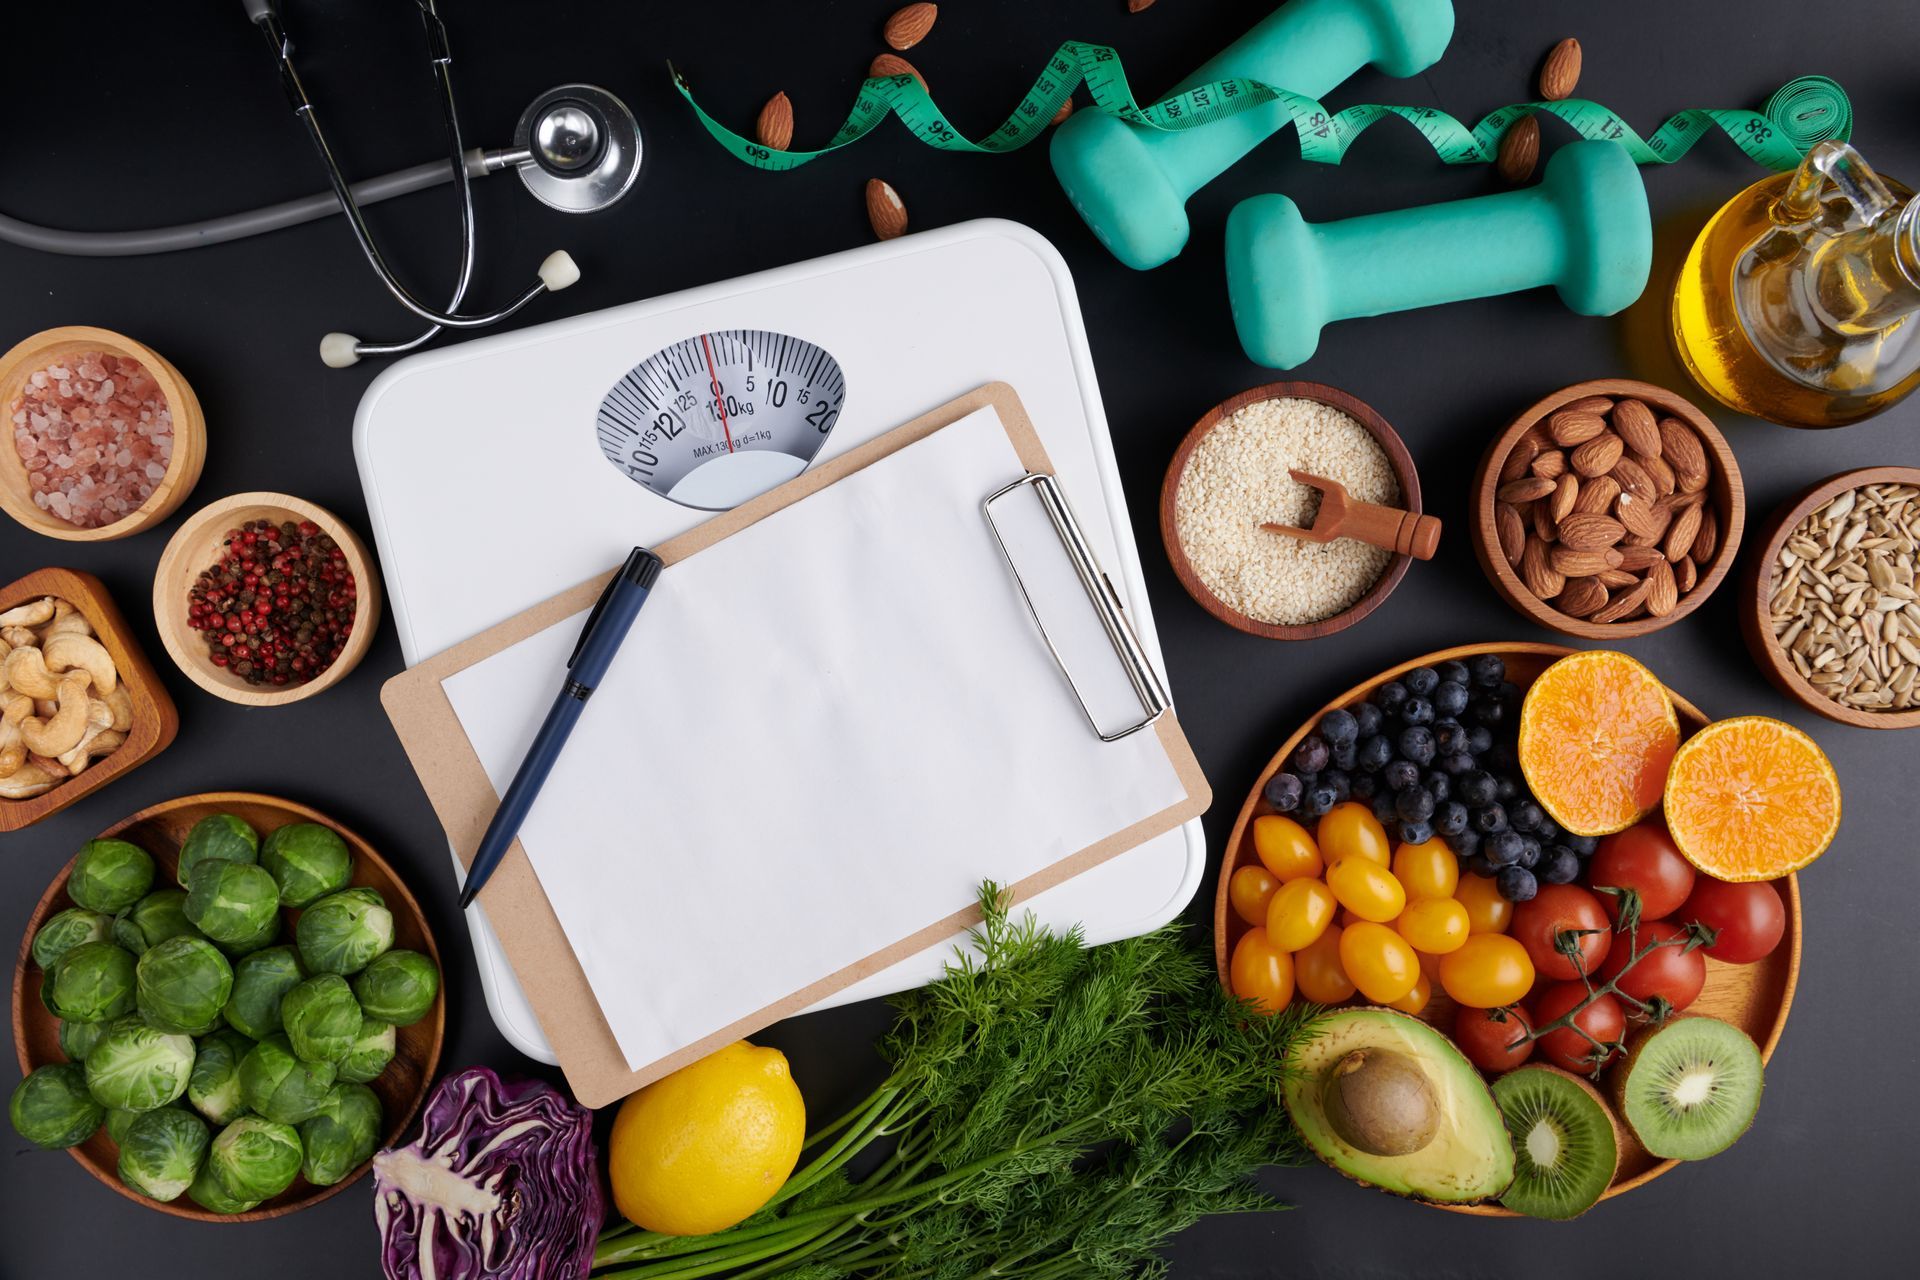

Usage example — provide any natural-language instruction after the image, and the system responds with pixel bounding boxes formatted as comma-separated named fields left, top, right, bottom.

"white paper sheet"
left=441, top=406, right=1187, bottom=1072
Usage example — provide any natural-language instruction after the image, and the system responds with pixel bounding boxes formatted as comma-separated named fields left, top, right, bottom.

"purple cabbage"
left=373, top=1066, right=601, bottom=1280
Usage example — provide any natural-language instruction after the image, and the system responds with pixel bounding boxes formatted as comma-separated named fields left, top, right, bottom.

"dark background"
left=3, top=1, right=1915, bottom=1275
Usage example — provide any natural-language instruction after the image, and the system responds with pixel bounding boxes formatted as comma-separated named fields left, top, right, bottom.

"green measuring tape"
left=671, top=44, right=1850, bottom=172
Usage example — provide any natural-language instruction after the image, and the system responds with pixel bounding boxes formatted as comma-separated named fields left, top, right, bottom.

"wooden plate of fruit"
left=1213, top=643, right=1811, bottom=1216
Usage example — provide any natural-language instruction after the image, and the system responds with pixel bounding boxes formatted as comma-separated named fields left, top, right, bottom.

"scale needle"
left=699, top=333, right=736, bottom=453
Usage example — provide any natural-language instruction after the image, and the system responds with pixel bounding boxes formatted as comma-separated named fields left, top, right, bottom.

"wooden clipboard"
left=381, top=383, right=1211, bottom=1107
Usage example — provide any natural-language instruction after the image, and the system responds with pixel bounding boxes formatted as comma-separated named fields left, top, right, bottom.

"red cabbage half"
left=373, top=1066, right=601, bottom=1280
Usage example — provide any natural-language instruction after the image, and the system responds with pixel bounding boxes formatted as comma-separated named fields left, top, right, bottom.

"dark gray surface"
left=2, top=2, right=1913, bottom=1275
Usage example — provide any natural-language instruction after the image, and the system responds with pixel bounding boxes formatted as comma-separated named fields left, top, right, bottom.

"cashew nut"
left=0, top=763, right=58, bottom=800
left=41, top=609, right=93, bottom=640
left=59, top=723, right=124, bottom=776
left=26, top=753, right=67, bottom=778
left=0, top=598, right=55, bottom=628
left=0, top=698, right=26, bottom=779
left=2, top=646, right=58, bottom=700
left=42, top=633, right=116, bottom=695
left=1, top=626, right=37, bottom=652
left=21, top=672, right=94, bottom=757
left=104, top=687, right=134, bottom=734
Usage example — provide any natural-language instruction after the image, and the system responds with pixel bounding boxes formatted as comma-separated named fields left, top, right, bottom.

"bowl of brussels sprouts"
left=9, top=792, right=444, bottom=1221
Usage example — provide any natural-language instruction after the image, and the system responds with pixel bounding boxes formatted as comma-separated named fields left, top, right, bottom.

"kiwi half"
left=1613, top=1016, right=1764, bottom=1161
left=1491, top=1066, right=1620, bottom=1220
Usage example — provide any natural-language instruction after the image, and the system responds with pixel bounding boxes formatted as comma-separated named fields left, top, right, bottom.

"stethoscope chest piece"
left=514, top=84, right=642, bottom=214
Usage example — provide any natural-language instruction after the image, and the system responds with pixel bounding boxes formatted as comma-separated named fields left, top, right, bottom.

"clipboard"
left=381, top=384, right=1210, bottom=1106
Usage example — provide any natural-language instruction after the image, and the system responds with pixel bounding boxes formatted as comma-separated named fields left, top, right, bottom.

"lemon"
left=608, top=1041, right=806, bottom=1236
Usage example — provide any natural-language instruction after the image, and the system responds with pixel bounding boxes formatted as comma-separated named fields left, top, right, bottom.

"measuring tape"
left=670, top=45, right=1850, bottom=173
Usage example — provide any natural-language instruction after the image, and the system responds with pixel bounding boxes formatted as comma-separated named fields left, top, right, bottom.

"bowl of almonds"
left=1471, top=379, right=1744, bottom=639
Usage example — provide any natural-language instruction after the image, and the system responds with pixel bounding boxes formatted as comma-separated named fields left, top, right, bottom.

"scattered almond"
left=755, top=92, right=794, bottom=151
left=1647, top=557, right=1679, bottom=616
left=1499, top=476, right=1556, bottom=504
left=1539, top=38, right=1582, bottom=101
left=1558, top=512, right=1624, bottom=552
left=883, top=3, right=938, bottom=50
left=1128, top=0, right=1158, bottom=11
left=1613, top=399, right=1661, bottom=457
left=1570, top=433, right=1624, bottom=477
left=1496, top=502, right=1527, bottom=567
left=866, top=178, right=908, bottom=239
left=1548, top=410, right=1607, bottom=447
left=1557, top=577, right=1608, bottom=617
left=870, top=53, right=929, bottom=93
left=1550, top=472, right=1580, bottom=523
left=1496, top=117, right=1540, bottom=184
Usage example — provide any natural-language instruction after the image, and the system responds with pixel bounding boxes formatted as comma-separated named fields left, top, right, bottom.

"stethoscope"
left=0, top=0, right=641, bottom=367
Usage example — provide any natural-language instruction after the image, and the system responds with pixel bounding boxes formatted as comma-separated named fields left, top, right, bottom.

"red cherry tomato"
left=1510, top=884, right=1612, bottom=981
left=1679, top=877, right=1787, bottom=964
left=1588, top=821, right=1696, bottom=921
left=1531, top=983, right=1625, bottom=1074
left=1597, top=919, right=1707, bottom=1013
left=1452, top=1004, right=1534, bottom=1073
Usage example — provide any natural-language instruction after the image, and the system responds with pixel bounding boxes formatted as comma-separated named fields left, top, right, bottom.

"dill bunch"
left=593, top=886, right=1313, bottom=1280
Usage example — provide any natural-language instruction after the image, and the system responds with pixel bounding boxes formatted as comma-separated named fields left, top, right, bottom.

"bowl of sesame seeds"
left=1159, top=382, right=1422, bottom=641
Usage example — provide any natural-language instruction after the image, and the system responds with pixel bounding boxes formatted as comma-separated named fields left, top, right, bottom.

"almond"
left=755, top=92, right=795, bottom=151
left=1676, top=556, right=1699, bottom=593
left=1615, top=544, right=1663, bottom=573
left=1573, top=474, right=1620, bottom=515
left=1564, top=395, right=1615, bottom=416
left=1691, top=507, right=1718, bottom=565
left=1521, top=539, right=1565, bottom=598
left=1677, top=462, right=1708, bottom=494
left=1551, top=545, right=1623, bottom=577
left=866, top=178, right=908, bottom=240
left=1646, top=557, right=1679, bottom=616
left=883, top=3, right=938, bottom=50
left=1557, top=576, right=1608, bottom=618
left=1531, top=448, right=1568, bottom=481
left=1532, top=500, right=1559, bottom=544
left=1643, top=453, right=1677, bottom=497
left=1615, top=491, right=1669, bottom=541
left=1539, top=37, right=1582, bottom=101
left=1598, top=568, right=1642, bottom=589
left=1128, top=0, right=1158, bottom=11
left=870, top=53, right=929, bottom=93
left=1612, top=399, right=1661, bottom=457
left=1658, top=417, right=1707, bottom=478
left=1664, top=503, right=1703, bottom=562
left=1496, top=117, right=1540, bottom=184
left=1548, top=410, right=1607, bottom=447
left=1496, top=502, right=1527, bottom=567
left=1498, top=476, right=1556, bottom=504
left=1051, top=98, right=1074, bottom=126
left=1502, top=433, right=1545, bottom=482
left=1592, top=577, right=1653, bottom=625
left=1558, top=512, right=1624, bottom=551
left=1612, top=455, right=1657, bottom=503
left=1570, top=433, right=1624, bottom=477
left=1550, top=472, right=1580, bottom=523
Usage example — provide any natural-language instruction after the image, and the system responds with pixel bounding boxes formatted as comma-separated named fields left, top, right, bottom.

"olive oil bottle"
left=1672, top=141, right=1920, bottom=428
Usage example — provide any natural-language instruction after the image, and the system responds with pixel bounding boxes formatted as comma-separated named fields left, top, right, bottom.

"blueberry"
left=1371, top=790, right=1400, bottom=826
left=1353, top=702, right=1383, bottom=738
left=1436, top=801, right=1470, bottom=837
left=1425, top=772, right=1451, bottom=804
left=1495, top=680, right=1521, bottom=707
left=1350, top=771, right=1378, bottom=801
left=1396, top=787, right=1436, bottom=823
left=1398, top=726, right=1436, bottom=766
left=1466, top=852, right=1497, bottom=877
left=1471, top=698, right=1507, bottom=727
left=1517, top=836, right=1541, bottom=869
left=1401, top=698, right=1436, bottom=727
left=1564, top=833, right=1599, bottom=857
left=1318, top=707, right=1359, bottom=747
left=1459, top=771, right=1498, bottom=807
left=1452, top=827, right=1482, bottom=860
left=1433, top=721, right=1471, bottom=755
left=1433, top=681, right=1470, bottom=718
left=1384, top=759, right=1421, bottom=793
left=1323, top=769, right=1352, bottom=805
left=1540, top=847, right=1581, bottom=884
left=1509, top=800, right=1545, bottom=834
left=1437, top=659, right=1470, bottom=685
left=1291, top=734, right=1331, bottom=775
left=1331, top=739, right=1358, bottom=771
left=1372, top=681, right=1410, bottom=713
left=1469, top=654, right=1506, bottom=688
left=1497, top=866, right=1539, bottom=902
left=1301, top=784, right=1338, bottom=820
left=1467, top=725, right=1493, bottom=756
left=1438, top=752, right=1474, bottom=777
left=1396, top=819, right=1434, bottom=846
left=1357, top=735, right=1393, bottom=773
left=1495, top=777, right=1519, bottom=804
left=1534, top=819, right=1560, bottom=845
left=1404, top=667, right=1440, bottom=696
left=1474, top=803, right=1508, bottom=835
left=1486, top=830, right=1525, bottom=867
left=1263, top=773, right=1303, bottom=812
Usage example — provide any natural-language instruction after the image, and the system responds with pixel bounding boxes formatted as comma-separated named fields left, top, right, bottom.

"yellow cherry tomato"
left=1266, top=877, right=1336, bottom=951
left=1395, top=897, right=1471, bottom=955
left=1455, top=873, right=1514, bottom=935
left=1294, top=924, right=1356, bottom=1004
left=1339, top=922, right=1420, bottom=1005
left=1439, top=934, right=1536, bottom=1008
left=1326, top=857, right=1407, bottom=924
left=1228, top=865, right=1280, bottom=927
left=1388, top=971, right=1431, bottom=1015
left=1392, top=839, right=1459, bottom=900
left=1252, top=815, right=1322, bottom=882
left=1316, top=801, right=1390, bottom=867
left=1229, top=928, right=1294, bottom=1015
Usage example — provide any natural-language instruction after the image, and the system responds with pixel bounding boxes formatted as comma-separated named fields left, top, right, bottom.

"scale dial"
left=595, top=329, right=846, bottom=510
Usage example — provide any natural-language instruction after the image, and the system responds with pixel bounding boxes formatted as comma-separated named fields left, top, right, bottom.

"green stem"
left=593, top=1221, right=837, bottom=1280
left=1518, top=917, right=1710, bottom=1056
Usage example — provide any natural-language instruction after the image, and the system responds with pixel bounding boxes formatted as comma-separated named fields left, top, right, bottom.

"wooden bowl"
left=1160, top=382, right=1423, bottom=640
left=0, top=326, right=206, bottom=541
left=1471, top=380, right=1744, bottom=639
left=1212, top=642, right=1800, bottom=1214
left=11, top=792, right=444, bottom=1222
left=152, top=493, right=381, bottom=707
left=0, top=567, right=179, bottom=833
left=1740, top=466, right=1920, bottom=730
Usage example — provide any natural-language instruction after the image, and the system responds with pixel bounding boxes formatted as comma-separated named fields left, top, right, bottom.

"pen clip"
left=568, top=570, right=623, bottom=670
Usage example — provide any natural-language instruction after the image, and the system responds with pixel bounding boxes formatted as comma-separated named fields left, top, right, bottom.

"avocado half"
left=1284, top=1007, right=1516, bottom=1204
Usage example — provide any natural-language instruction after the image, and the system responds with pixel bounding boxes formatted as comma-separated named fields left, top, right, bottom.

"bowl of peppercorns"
left=152, top=492, right=381, bottom=706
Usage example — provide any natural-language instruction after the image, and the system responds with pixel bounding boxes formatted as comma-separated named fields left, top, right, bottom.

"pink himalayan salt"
left=11, top=350, right=172, bottom=529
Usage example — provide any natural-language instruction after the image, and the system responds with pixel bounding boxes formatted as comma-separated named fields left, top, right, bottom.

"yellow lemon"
left=608, top=1041, right=806, bottom=1236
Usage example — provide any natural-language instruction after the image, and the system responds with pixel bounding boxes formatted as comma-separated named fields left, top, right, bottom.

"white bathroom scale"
left=354, top=218, right=1205, bottom=1064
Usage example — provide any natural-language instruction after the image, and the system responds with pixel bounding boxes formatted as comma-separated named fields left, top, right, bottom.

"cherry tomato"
left=1510, top=883, right=1612, bottom=981
left=1391, top=839, right=1459, bottom=900
left=1589, top=821, right=1696, bottom=921
left=1228, top=865, right=1280, bottom=927
left=1327, top=858, right=1407, bottom=923
left=1453, top=1004, right=1535, bottom=1073
left=1388, top=971, right=1431, bottom=1015
left=1229, top=928, right=1294, bottom=1015
left=1531, top=982, right=1625, bottom=1073
left=1438, top=934, right=1535, bottom=1008
left=1339, top=921, right=1420, bottom=1004
left=1454, top=873, right=1512, bottom=935
left=1597, top=919, right=1706, bottom=1013
left=1294, top=924, right=1357, bottom=1004
left=1318, top=801, right=1390, bottom=867
left=1395, top=897, right=1470, bottom=955
left=1266, top=877, right=1337, bottom=951
left=1252, top=815, right=1323, bottom=882
left=1678, top=877, right=1786, bottom=964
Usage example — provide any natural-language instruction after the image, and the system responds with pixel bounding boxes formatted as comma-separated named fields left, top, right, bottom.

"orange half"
left=1663, top=715, right=1841, bottom=880
left=1518, top=650, right=1679, bottom=837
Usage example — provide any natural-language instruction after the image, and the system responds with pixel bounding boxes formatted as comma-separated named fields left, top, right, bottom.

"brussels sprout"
left=136, top=936, right=235, bottom=1035
left=281, top=975, right=363, bottom=1064
left=208, top=1114, right=302, bottom=1203
left=84, top=1019, right=196, bottom=1112
left=223, top=945, right=305, bottom=1039
left=260, top=823, right=354, bottom=908
left=239, top=1034, right=337, bottom=1124
left=113, top=890, right=201, bottom=956
left=187, top=1029, right=253, bottom=1126
left=31, top=907, right=113, bottom=970
left=68, top=839, right=156, bottom=914
left=106, top=1106, right=144, bottom=1144
left=47, top=940, right=137, bottom=1023
left=350, top=950, right=440, bottom=1027
left=188, top=1160, right=261, bottom=1215
left=184, top=860, right=281, bottom=946
left=58, top=1016, right=113, bottom=1063
left=175, top=814, right=259, bottom=888
left=298, top=1083, right=382, bottom=1186
left=118, top=1105, right=211, bottom=1201
left=336, top=1020, right=396, bottom=1085
left=9, top=1063, right=105, bottom=1149
left=218, top=908, right=284, bottom=959
left=296, top=887, right=393, bottom=976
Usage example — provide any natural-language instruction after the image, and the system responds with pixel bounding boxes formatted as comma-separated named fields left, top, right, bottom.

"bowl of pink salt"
left=0, top=326, right=206, bottom=541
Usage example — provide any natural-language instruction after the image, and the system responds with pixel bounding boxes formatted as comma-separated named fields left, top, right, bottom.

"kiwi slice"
left=1491, top=1066, right=1620, bottom=1220
left=1613, top=1016, right=1764, bottom=1160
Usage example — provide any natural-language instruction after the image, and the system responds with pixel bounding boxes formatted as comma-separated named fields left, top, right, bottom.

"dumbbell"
left=1050, top=0, right=1455, bottom=271
left=1225, top=140, right=1654, bottom=369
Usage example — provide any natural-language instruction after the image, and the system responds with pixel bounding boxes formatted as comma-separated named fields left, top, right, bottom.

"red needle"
left=699, top=334, right=735, bottom=454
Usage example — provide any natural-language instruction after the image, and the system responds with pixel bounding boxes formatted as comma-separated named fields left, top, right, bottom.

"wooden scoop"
left=1261, top=470, right=1441, bottom=560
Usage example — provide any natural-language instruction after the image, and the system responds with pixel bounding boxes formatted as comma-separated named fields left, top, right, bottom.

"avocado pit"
left=1323, top=1047, right=1440, bottom=1156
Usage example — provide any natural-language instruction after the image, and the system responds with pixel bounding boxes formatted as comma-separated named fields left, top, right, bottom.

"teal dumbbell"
left=1050, top=0, right=1454, bottom=270
left=1225, top=140, right=1654, bottom=369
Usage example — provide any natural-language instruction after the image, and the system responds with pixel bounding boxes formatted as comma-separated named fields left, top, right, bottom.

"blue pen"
left=458, top=547, right=664, bottom=909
